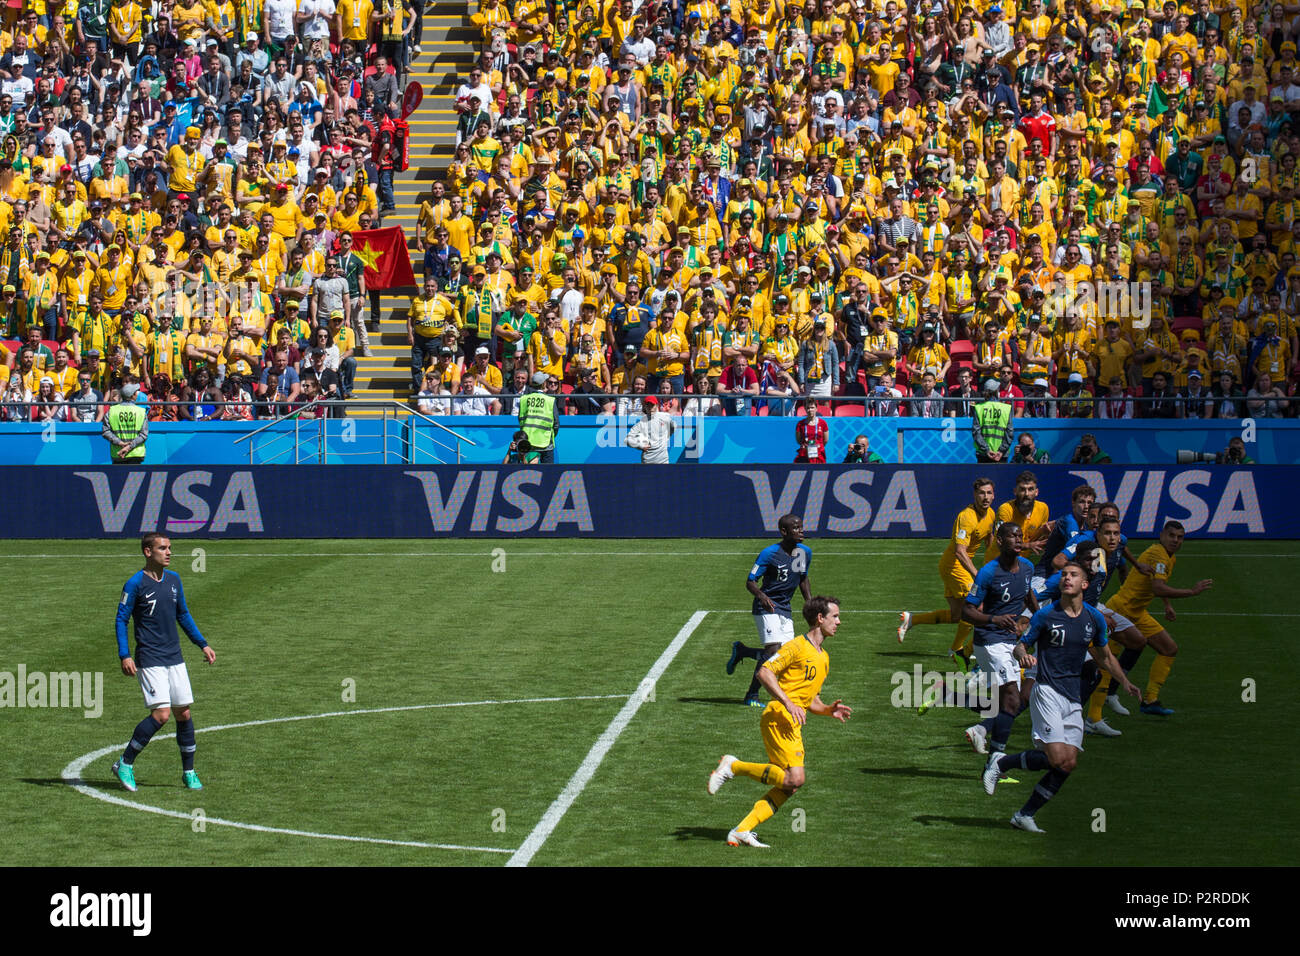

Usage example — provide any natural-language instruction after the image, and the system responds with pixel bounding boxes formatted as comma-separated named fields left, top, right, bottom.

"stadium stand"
left=0, top=0, right=1297, bottom=425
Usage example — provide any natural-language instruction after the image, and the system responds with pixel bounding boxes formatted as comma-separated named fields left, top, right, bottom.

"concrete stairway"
left=351, top=0, right=474, bottom=412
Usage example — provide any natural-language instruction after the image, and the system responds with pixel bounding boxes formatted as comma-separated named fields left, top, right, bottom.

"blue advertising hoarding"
left=0, top=464, right=1284, bottom=538
left=1, top=418, right=1298, bottom=466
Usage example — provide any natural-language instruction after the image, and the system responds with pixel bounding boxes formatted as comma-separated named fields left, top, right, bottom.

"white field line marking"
left=62, top=694, right=628, bottom=855
left=506, top=610, right=710, bottom=868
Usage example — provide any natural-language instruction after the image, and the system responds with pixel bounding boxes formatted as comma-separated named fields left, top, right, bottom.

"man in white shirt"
left=263, top=0, right=298, bottom=54
left=626, top=395, right=675, bottom=463
left=451, top=372, right=500, bottom=415
left=298, top=0, right=335, bottom=42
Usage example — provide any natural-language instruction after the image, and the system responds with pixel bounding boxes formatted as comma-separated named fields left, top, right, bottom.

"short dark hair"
left=973, top=478, right=994, bottom=492
left=1015, top=470, right=1037, bottom=486
left=141, top=533, right=168, bottom=553
left=1163, top=519, right=1185, bottom=533
left=1072, top=484, right=1097, bottom=503
left=802, top=595, right=840, bottom=626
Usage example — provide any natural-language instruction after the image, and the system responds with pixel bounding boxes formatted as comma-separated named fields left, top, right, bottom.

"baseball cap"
left=1067, top=372, right=1084, bottom=384
left=120, top=383, right=139, bottom=399
left=642, top=395, right=658, bottom=406
left=1032, top=377, right=1049, bottom=387
left=475, top=345, right=490, bottom=356
left=983, top=379, right=1001, bottom=394
left=531, top=371, right=549, bottom=386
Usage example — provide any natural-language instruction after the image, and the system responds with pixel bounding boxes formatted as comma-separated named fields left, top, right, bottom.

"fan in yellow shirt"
left=705, top=595, right=852, bottom=849
left=166, top=128, right=207, bottom=193
left=1101, top=521, right=1212, bottom=714
left=898, top=477, right=998, bottom=664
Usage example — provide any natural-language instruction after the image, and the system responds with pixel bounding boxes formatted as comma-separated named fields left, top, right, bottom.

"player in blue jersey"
left=1030, top=484, right=1096, bottom=596
left=111, top=534, right=216, bottom=793
left=980, top=561, right=1140, bottom=832
left=727, top=514, right=812, bottom=706
left=961, top=522, right=1038, bottom=758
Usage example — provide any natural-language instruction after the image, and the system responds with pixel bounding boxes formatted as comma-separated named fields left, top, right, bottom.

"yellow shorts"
left=760, top=703, right=805, bottom=770
left=1127, top=610, right=1166, bottom=639
left=941, top=566, right=974, bottom=600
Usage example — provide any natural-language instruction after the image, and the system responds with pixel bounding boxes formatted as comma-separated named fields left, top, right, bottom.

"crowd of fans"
left=0, top=0, right=420, bottom=421
left=407, top=0, right=1300, bottom=421
left=5, top=0, right=1300, bottom=426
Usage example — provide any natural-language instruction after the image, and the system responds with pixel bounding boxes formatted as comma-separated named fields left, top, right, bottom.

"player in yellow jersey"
left=1099, top=520, right=1212, bottom=716
left=706, top=595, right=851, bottom=849
left=983, top=471, right=1052, bottom=565
left=897, top=478, right=998, bottom=667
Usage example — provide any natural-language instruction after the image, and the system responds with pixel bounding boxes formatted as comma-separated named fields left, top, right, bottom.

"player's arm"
left=116, top=578, right=137, bottom=676
left=799, top=550, right=812, bottom=603
left=746, top=576, right=775, bottom=612
left=1090, top=639, right=1140, bottom=698
left=1123, top=545, right=1153, bottom=575
left=962, top=565, right=997, bottom=625
left=953, top=540, right=977, bottom=578
left=174, top=577, right=216, bottom=663
left=756, top=659, right=804, bottom=725
left=1150, top=577, right=1212, bottom=600
left=808, top=695, right=852, bottom=722
left=746, top=552, right=776, bottom=612
left=1013, top=608, right=1045, bottom=668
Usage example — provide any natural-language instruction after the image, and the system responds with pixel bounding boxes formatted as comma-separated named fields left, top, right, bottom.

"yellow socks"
left=731, top=760, right=786, bottom=787
left=1144, top=654, right=1176, bottom=703
left=951, top=621, right=974, bottom=656
left=911, top=609, right=951, bottom=625
left=735, top=787, right=789, bottom=833
left=1087, top=674, right=1112, bottom=723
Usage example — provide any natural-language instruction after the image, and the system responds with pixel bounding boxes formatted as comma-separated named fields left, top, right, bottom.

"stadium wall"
left=2, top=418, right=1298, bottom=466
left=1, top=465, right=1287, bottom=538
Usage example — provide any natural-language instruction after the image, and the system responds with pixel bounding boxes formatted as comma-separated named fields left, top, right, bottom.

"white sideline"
left=62, top=694, right=629, bottom=855
left=506, top=610, right=710, bottom=867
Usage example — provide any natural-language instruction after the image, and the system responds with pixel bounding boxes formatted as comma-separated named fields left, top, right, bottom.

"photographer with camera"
left=1010, top=431, right=1050, bottom=464
left=843, top=434, right=884, bottom=464
left=1069, top=432, right=1112, bottom=464
left=1218, top=437, right=1256, bottom=464
left=503, top=429, right=540, bottom=464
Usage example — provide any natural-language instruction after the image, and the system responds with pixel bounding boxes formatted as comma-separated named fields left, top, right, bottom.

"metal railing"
left=224, top=399, right=477, bottom=464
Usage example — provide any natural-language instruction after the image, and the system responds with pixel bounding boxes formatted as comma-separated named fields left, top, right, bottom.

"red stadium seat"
left=757, top=404, right=769, bottom=416
left=1173, top=315, right=1204, bottom=335
left=948, top=340, right=975, bottom=363
left=835, top=403, right=866, bottom=416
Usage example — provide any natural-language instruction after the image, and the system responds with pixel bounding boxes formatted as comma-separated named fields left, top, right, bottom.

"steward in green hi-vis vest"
left=104, top=385, right=149, bottom=463
left=518, top=373, right=558, bottom=463
left=972, top=385, right=1012, bottom=463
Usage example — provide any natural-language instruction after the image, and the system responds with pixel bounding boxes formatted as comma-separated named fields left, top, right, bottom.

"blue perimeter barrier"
left=2, top=418, right=1298, bottom=465
left=1, top=464, right=1287, bottom=538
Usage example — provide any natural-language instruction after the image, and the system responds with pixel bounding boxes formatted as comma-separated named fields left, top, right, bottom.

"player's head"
left=1098, top=501, right=1121, bottom=525
left=1058, top=560, right=1091, bottom=596
left=778, top=513, right=804, bottom=543
left=1014, top=470, right=1037, bottom=506
left=1095, top=516, right=1122, bottom=554
left=996, top=519, right=1023, bottom=556
left=972, top=478, right=995, bottom=509
left=1159, top=519, right=1186, bottom=552
left=141, top=533, right=171, bottom=567
left=1071, top=483, right=1097, bottom=520
left=802, top=595, right=841, bottom=635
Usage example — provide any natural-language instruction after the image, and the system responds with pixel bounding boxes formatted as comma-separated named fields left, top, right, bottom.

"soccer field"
left=2, top=538, right=1294, bottom=867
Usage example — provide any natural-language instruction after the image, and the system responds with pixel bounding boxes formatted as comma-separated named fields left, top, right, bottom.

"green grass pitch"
left=1, top=538, right=1293, bottom=866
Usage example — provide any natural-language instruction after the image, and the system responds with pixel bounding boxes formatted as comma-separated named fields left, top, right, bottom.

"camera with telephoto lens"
left=1176, top=450, right=1219, bottom=464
